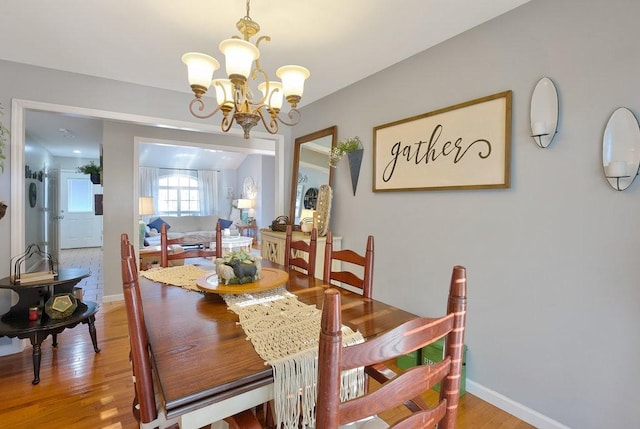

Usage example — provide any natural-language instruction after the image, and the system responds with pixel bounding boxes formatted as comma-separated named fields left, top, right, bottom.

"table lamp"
left=237, top=199, right=252, bottom=224
left=139, top=196, right=155, bottom=248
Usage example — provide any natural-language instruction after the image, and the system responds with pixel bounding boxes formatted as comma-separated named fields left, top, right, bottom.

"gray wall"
left=292, top=0, right=639, bottom=428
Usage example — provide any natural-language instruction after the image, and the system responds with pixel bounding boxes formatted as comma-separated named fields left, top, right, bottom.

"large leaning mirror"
left=289, top=126, right=337, bottom=225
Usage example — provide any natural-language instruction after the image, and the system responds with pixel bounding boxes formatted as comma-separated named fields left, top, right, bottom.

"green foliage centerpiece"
left=215, top=250, right=262, bottom=285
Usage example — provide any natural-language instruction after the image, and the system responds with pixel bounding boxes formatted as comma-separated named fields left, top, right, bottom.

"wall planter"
left=90, top=172, right=101, bottom=185
left=348, top=149, right=363, bottom=196
left=330, top=136, right=363, bottom=196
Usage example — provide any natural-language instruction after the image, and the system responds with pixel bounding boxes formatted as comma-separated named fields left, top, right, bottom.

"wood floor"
left=0, top=301, right=534, bottom=429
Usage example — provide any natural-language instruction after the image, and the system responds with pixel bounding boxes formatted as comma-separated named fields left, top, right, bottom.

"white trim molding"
left=467, top=379, right=571, bottom=429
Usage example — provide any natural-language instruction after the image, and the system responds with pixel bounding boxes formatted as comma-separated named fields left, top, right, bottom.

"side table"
left=0, top=268, right=101, bottom=384
left=237, top=223, right=258, bottom=246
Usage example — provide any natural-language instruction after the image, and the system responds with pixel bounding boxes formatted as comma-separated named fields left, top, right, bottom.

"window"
left=158, top=173, right=200, bottom=216
left=67, top=178, right=93, bottom=212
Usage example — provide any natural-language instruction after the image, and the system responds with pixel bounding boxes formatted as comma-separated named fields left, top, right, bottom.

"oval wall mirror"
left=289, top=126, right=337, bottom=224
left=602, top=107, right=640, bottom=191
left=530, top=77, right=559, bottom=148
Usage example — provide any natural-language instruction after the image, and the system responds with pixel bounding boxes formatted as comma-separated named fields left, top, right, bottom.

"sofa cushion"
left=219, top=218, right=233, bottom=229
left=148, top=217, right=171, bottom=232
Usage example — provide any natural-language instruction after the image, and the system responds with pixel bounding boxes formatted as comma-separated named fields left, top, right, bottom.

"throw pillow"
left=148, top=217, right=170, bottom=233
left=219, top=218, right=233, bottom=229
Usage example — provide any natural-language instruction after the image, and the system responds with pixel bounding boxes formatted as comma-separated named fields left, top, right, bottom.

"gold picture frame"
left=373, top=91, right=512, bottom=192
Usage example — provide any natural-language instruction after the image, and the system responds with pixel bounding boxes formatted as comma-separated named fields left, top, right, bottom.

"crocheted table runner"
left=140, top=265, right=209, bottom=291
left=223, top=288, right=365, bottom=429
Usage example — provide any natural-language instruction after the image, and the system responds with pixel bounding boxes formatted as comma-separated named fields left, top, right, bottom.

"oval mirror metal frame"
left=602, top=107, right=640, bottom=191
left=289, top=126, right=337, bottom=224
left=530, top=77, right=559, bottom=148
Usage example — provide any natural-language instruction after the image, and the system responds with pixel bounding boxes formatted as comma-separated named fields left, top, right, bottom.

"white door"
left=45, top=168, right=61, bottom=262
left=60, top=171, right=103, bottom=249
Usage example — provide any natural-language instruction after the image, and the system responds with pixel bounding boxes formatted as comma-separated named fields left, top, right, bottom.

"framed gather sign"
left=373, top=90, right=512, bottom=192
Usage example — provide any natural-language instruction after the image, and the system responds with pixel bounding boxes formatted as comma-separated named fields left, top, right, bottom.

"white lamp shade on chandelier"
left=181, top=0, right=310, bottom=139
left=276, top=65, right=310, bottom=100
left=218, top=39, right=259, bottom=79
left=182, top=53, right=220, bottom=89
left=258, top=81, right=284, bottom=110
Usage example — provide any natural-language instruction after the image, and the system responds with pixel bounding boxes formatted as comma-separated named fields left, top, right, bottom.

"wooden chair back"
left=120, top=233, right=157, bottom=424
left=323, top=231, right=374, bottom=298
left=316, top=265, right=468, bottom=429
left=284, top=224, right=318, bottom=278
left=159, top=221, right=221, bottom=267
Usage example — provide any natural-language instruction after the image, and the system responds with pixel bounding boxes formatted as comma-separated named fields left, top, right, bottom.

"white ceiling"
left=7, top=0, right=531, bottom=164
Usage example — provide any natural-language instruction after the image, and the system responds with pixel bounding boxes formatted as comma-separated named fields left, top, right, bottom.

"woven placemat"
left=140, top=265, right=209, bottom=291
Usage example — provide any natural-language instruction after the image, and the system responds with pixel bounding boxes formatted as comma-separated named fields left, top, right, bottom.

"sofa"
left=144, top=215, right=236, bottom=246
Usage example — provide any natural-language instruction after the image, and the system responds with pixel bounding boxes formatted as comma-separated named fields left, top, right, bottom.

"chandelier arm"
left=221, top=114, right=234, bottom=133
left=276, top=108, right=302, bottom=126
left=258, top=109, right=279, bottom=134
left=188, top=98, right=223, bottom=120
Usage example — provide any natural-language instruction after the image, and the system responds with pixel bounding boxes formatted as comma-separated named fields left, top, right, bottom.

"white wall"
left=292, top=0, right=639, bottom=428
left=236, top=154, right=276, bottom=229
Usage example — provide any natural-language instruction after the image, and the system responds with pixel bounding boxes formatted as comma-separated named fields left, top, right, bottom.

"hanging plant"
left=329, top=136, right=362, bottom=168
left=77, top=161, right=101, bottom=174
left=77, top=161, right=102, bottom=184
left=0, top=102, right=10, bottom=174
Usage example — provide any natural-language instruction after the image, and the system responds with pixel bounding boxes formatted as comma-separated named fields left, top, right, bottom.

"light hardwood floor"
left=0, top=300, right=534, bottom=428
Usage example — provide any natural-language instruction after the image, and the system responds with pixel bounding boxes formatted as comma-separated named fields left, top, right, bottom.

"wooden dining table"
left=139, top=260, right=417, bottom=428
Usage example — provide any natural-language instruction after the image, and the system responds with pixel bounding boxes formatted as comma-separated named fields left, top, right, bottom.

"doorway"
left=11, top=99, right=286, bottom=302
left=59, top=171, right=103, bottom=249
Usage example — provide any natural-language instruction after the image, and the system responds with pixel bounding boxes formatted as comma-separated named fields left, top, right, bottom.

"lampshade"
left=276, top=65, right=310, bottom=98
left=139, top=197, right=155, bottom=216
left=237, top=199, right=252, bottom=209
left=181, top=52, right=220, bottom=89
left=219, top=39, right=259, bottom=79
left=213, top=78, right=234, bottom=108
left=258, top=81, right=284, bottom=110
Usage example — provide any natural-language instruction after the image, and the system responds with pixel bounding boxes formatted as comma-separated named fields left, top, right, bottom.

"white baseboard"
left=0, top=338, right=26, bottom=356
left=103, top=293, right=123, bottom=303
left=466, top=379, right=571, bottom=429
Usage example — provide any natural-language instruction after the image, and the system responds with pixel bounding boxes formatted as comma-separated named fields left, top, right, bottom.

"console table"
left=260, top=229, right=342, bottom=277
left=0, top=268, right=100, bottom=384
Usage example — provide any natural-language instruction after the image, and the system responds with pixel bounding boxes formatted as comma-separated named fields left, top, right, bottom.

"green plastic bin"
left=421, top=338, right=467, bottom=396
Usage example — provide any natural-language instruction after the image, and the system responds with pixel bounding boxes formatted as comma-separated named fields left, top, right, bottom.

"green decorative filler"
left=215, top=250, right=262, bottom=285
left=329, top=136, right=362, bottom=168
left=45, top=293, right=78, bottom=319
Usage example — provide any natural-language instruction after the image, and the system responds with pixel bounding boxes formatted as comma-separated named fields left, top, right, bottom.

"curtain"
left=139, top=167, right=159, bottom=218
left=198, top=170, right=218, bottom=216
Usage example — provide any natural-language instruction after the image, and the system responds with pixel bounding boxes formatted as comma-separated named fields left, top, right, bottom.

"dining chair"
left=284, top=224, right=318, bottom=278
left=120, top=233, right=262, bottom=429
left=316, top=265, right=468, bottom=429
left=159, top=221, right=221, bottom=267
left=323, top=231, right=374, bottom=298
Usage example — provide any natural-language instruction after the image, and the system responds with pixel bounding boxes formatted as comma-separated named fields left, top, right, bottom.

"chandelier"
left=182, top=0, right=310, bottom=139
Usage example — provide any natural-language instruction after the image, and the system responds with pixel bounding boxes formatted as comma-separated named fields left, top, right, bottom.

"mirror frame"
left=289, top=125, right=337, bottom=223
